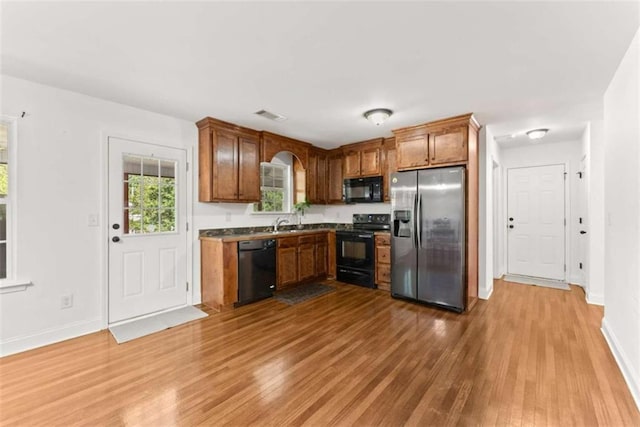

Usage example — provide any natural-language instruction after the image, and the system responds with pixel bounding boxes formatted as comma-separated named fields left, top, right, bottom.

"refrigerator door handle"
left=417, top=193, right=423, bottom=249
left=413, top=193, right=419, bottom=249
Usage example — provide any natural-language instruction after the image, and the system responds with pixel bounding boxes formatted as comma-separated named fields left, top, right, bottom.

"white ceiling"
left=1, top=1, right=638, bottom=148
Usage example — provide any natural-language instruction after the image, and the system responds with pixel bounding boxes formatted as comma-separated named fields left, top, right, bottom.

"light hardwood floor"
left=1, top=279, right=638, bottom=426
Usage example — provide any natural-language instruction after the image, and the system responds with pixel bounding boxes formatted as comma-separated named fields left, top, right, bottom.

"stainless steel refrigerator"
left=390, top=167, right=466, bottom=312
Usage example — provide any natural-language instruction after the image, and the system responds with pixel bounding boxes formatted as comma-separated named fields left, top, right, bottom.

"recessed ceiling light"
left=526, top=128, right=549, bottom=140
left=254, top=109, right=287, bottom=122
left=363, top=108, right=393, bottom=126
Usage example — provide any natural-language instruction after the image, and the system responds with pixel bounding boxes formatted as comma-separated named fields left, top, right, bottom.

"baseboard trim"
left=0, top=318, right=103, bottom=357
left=601, top=317, right=640, bottom=411
left=586, top=292, right=604, bottom=306
left=479, top=286, right=493, bottom=300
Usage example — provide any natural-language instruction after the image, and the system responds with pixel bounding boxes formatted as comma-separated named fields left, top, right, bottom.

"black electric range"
left=336, top=214, right=390, bottom=288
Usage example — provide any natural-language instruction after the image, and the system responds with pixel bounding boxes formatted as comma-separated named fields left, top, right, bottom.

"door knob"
left=112, top=224, right=120, bottom=230
left=112, top=236, right=121, bottom=243
left=509, top=225, right=514, bottom=229
left=580, top=230, right=587, bottom=234
left=509, top=217, right=514, bottom=221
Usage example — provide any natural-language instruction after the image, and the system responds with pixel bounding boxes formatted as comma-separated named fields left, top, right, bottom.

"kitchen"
left=1, top=1, right=639, bottom=425
left=197, top=113, right=479, bottom=314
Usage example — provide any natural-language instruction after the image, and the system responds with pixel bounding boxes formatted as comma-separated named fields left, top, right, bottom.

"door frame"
left=504, top=162, right=570, bottom=281
left=99, top=131, right=193, bottom=328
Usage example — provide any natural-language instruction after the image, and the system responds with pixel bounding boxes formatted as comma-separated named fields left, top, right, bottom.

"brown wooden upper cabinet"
left=307, top=148, right=328, bottom=204
left=342, top=139, right=383, bottom=178
left=394, top=126, right=430, bottom=170
left=327, top=149, right=344, bottom=204
left=197, top=117, right=261, bottom=202
left=428, top=125, right=468, bottom=165
left=394, top=114, right=476, bottom=171
left=383, top=137, right=396, bottom=202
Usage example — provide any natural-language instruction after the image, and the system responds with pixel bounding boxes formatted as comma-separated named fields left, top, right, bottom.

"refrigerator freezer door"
left=390, top=171, right=418, bottom=300
left=417, top=167, right=466, bottom=311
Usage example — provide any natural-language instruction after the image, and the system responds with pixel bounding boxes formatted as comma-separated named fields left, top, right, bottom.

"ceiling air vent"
left=254, top=109, right=287, bottom=122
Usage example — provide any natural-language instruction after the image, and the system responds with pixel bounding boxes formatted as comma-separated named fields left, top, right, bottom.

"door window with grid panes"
left=123, top=155, right=177, bottom=234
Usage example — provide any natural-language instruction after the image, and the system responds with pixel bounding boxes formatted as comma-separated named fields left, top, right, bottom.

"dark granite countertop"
left=199, top=222, right=354, bottom=241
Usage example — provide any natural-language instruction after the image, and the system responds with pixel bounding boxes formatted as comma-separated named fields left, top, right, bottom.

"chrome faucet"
left=273, top=217, right=290, bottom=232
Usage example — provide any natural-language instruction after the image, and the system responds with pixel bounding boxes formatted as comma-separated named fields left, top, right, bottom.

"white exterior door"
left=507, top=164, right=565, bottom=280
left=108, top=137, right=187, bottom=323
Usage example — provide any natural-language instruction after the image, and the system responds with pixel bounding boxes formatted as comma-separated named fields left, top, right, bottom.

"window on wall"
left=0, top=122, right=10, bottom=279
left=253, top=162, right=291, bottom=213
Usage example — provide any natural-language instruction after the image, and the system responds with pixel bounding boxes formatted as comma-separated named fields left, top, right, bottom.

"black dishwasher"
left=236, top=239, right=277, bottom=306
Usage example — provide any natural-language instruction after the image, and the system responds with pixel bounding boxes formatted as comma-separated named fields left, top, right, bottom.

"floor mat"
left=109, top=305, right=208, bottom=344
left=273, top=283, right=336, bottom=305
left=503, top=274, right=570, bottom=290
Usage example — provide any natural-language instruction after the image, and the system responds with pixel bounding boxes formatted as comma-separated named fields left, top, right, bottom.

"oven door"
left=336, top=231, right=374, bottom=269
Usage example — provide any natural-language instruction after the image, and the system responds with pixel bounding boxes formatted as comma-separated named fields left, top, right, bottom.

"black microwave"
left=344, top=176, right=383, bottom=203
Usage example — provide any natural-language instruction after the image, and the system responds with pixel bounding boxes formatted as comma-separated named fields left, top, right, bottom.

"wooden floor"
left=1, top=279, right=639, bottom=426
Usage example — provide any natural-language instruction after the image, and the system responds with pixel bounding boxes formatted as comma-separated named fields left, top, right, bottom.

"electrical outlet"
left=61, top=294, right=73, bottom=309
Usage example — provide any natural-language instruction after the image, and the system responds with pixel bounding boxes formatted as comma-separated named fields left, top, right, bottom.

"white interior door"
left=507, top=164, right=565, bottom=280
left=577, top=157, right=588, bottom=286
left=108, top=137, right=187, bottom=323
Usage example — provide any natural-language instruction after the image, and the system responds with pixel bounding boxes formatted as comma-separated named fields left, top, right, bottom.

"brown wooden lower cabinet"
left=202, top=232, right=332, bottom=311
left=315, top=234, right=328, bottom=277
left=200, top=239, right=239, bottom=311
left=277, top=232, right=330, bottom=290
left=375, top=233, right=391, bottom=291
left=277, top=237, right=299, bottom=289
left=297, top=235, right=316, bottom=282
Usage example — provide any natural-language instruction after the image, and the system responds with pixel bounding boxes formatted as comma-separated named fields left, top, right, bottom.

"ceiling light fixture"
left=363, top=108, right=393, bottom=126
left=526, top=128, right=549, bottom=140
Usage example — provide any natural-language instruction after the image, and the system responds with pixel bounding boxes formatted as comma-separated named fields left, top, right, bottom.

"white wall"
left=580, top=121, right=606, bottom=305
left=602, top=28, right=640, bottom=410
left=499, top=139, right=583, bottom=284
left=0, top=76, right=197, bottom=356
left=479, top=125, right=501, bottom=299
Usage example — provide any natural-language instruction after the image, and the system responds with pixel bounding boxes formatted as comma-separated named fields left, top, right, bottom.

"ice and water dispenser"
left=393, top=210, right=413, bottom=238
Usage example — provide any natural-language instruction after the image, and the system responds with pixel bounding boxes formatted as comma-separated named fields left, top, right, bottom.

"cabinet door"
left=238, top=135, right=261, bottom=201
left=315, top=242, right=328, bottom=278
left=429, top=126, right=468, bottom=164
left=298, top=243, right=316, bottom=281
left=316, top=154, right=327, bottom=204
left=384, top=148, right=396, bottom=202
left=212, top=130, right=238, bottom=200
left=307, top=152, right=319, bottom=203
left=343, top=151, right=361, bottom=178
left=396, top=131, right=429, bottom=170
left=360, top=147, right=380, bottom=176
left=328, top=155, right=344, bottom=203
left=278, top=247, right=298, bottom=288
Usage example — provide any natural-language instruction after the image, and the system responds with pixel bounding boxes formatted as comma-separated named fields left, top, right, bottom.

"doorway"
left=507, top=164, right=566, bottom=281
left=108, top=137, right=188, bottom=323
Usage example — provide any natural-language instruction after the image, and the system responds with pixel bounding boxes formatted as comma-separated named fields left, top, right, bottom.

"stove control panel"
left=353, top=214, right=391, bottom=226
